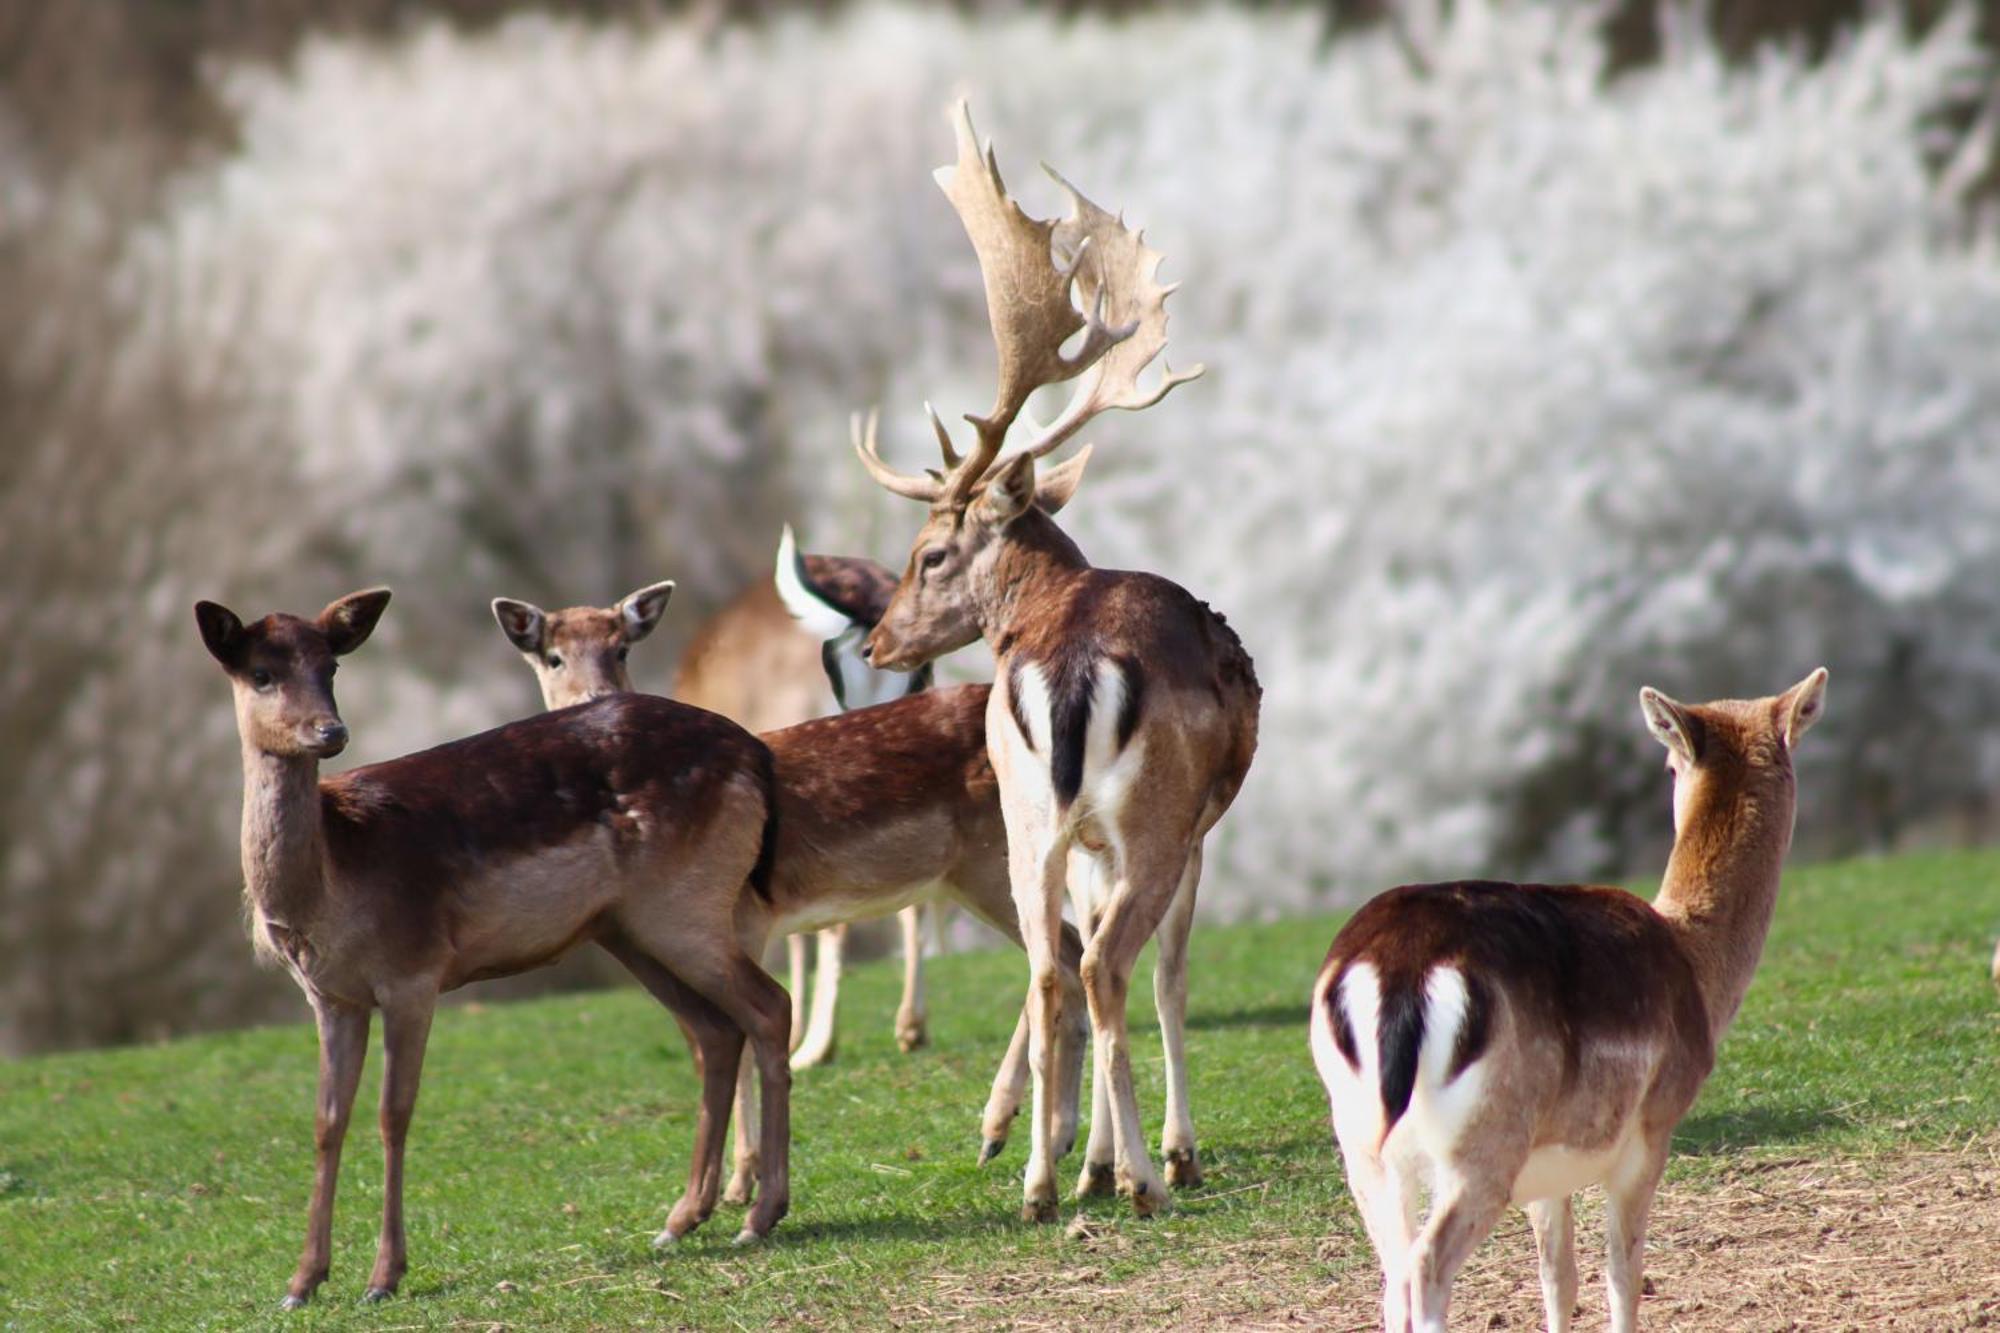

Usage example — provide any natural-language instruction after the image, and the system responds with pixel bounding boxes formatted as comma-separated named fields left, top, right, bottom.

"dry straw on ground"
left=896, top=1145, right=2000, bottom=1330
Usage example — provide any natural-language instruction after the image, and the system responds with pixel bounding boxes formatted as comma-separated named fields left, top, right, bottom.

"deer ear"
left=1779, top=667, right=1828, bottom=749
left=1033, top=444, right=1092, bottom=515
left=1639, top=686, right=1702, bottom=765
left=976, top=453, right=1037, bottom=526
left=318, top=588, right=391, bottom=656
left=618, top=581, right=675, bottom=644
left=195, top=601, right=245, bottom=668
left=490, top=598, right=546, bottom=655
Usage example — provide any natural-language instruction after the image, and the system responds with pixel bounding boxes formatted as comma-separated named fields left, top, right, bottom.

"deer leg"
left=894, top=904, right=928, bottom=1052
left=283, top=999, right=370, bottom=1309
left=659, top=1013, right=745, bottom=1245
left=1156, top=841, right=1202, bottom=1189
left=723, top=1052, right=759, bottom=1206
left=949, top=852, right=1085, bottom=1168
left=363, top=992, right=436, bottom=1303
left=980, top=1010, right=1031, bottom=1163
left=789, top=925, right=844, bottom=1070
left=1010, top=825, right=1072, bottom=1223
left=1069, top=858, right=1115, bottom=1199
left=1604, top=1147, right=1667, bottom=1333
left=1078, top=840, right=1184, bottom=1218
left=1339, top=1142, right=1416, bottom=1333
left=601, top=931, right=750, bottom=1241
left=1526, top=1196, right=1577, bottom=1333
left=1407, top=1165, right=1513, bottom=1333
left=786, top=933, right=808, bottom=1054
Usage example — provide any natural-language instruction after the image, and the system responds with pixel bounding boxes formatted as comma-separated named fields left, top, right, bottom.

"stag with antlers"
left=853, top=103, right=1259, bottom=1221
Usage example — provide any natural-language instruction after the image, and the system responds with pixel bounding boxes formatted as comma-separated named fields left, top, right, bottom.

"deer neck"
left=973, top=510, right=1090, bottom=652
left=1652, top=765, right=1796, bottom=1042
left=239, top=743, right=327, bottom=935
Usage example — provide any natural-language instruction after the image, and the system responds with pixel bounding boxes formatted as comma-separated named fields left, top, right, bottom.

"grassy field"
left=2, top=849, right=1996, bottom=1330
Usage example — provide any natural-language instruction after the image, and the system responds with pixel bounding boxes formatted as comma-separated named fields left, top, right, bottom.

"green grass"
left=3, top=849, right=1997, bottom=1329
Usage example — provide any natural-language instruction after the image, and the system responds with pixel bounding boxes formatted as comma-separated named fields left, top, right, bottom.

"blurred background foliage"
left=3, top=0, right=1998, bottom=1054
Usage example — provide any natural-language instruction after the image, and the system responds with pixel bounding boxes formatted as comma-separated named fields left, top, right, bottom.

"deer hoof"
left=732, top=1227, right=763, bottom=1247
left=1164, top=1148, right=1204, bottom=1190
left=896, top=1024, right=928, bottom=1053
left=651, top=1227, right=681, bottom=1251
left=1125, top=1178, right=1169, bottom=1219
left=279, top=1294, right=310, bottom=1311
left=1022, top=1196, right=1060, bottom=1225
left=360, top=1286, right=394, bottom=1304
left=978, top=1137, right=1008, bottom=1165
left=1075, top=1162, right=1116, bottom=1198
left=722, top=1178, right=755, bottom=1207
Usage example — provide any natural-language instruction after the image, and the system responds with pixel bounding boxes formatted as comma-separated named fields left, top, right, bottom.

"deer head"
left=1641, top=667, right=1828, bottom=837
left=852, top=102, right=1201, bottom=670
left=196, top=589, right=392, bottom=759
left=492, top=581, right=675, bottom=710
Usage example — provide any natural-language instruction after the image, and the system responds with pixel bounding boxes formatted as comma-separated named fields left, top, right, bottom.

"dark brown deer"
left=195, top=588, right=792, bottom=1309
left=1311, top=670, right=1827, bottom=1333
left=852, top=103, right=1260, bottom=1222
left=665, top=527, right=937, bottom=1066
left=488, top=573, right=1092, bottom=1201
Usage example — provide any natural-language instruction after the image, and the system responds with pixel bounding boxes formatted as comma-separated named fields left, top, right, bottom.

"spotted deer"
left=1310, top=670, right=1828, bottom=1333
left=196, top=589, right=793, bottom=1310
left=494, top=534, right=938, bottom=1068
left=487, top=570, right=1091, bottom=1201
left=852, top=103, right=1260, bottom=1222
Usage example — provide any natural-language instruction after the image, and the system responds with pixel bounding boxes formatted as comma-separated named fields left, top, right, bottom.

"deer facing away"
left=196, top=589, right=793, bottom=1309
left=1310, top=670, right=1827, bottom=1333
left=489, top=569, right=1091, bottom=1203
left=853, top=102, right=1261, bottom=1221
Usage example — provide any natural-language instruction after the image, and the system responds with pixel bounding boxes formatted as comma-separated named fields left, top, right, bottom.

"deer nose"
left=315, top=720, right=348, bottom=751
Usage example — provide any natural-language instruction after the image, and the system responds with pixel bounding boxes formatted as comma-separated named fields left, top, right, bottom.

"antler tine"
left=932, top=100, right=1141, bottom=507
left=851, top=407, right=943, bottom=503
left=1011, top=168, right=1205, bottom=462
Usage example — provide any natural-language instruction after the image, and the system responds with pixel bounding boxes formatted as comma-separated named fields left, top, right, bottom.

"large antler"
left=857, top=101, right=1203, bottom=509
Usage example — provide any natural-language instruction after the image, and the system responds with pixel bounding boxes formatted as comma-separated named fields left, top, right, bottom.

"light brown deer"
left=196, top=589, right=793, bottom=1310
left=852, top=103, right=1260, bottom=1222
left=664, top=529, right=939, bottom=1067
left=487, top=571, right=1091, bottom=1200
left=1310, top=670, right=1828, bottom=1333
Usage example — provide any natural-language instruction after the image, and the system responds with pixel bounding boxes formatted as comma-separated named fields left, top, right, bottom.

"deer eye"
left=546, top=654, right=563, bottom=669
left=921, top=548, right=947, bottom=571
left=250, top=668, right=274, bottom=690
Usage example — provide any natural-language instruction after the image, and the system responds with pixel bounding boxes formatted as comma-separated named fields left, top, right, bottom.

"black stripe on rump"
left=1377, top=976, right=1425, bottom=1135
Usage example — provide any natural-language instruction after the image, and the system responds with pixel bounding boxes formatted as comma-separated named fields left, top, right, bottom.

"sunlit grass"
left=3, top=849, right=1995, bottom=1329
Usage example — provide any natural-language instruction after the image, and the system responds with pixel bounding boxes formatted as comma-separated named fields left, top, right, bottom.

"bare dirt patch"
left=901, top=1145, right=2000, bottom=1330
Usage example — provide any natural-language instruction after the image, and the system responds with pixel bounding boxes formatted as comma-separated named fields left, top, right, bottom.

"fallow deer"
left=494, top=538, right=941, bottom=1064
left=852, top=103, right=1261, bottom=1221
left=1310, top=670, right=1828, bottom=1333
left=487, top=572, right=1091, bottom=1203
left=196, top=589, right=793, bottom=1309
left=667, top=529, right=938, bottom=1067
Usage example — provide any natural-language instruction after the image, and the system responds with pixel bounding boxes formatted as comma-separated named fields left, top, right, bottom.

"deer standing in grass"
left=489, top=563, right=1092, bottom=1202
left=196, top=589, right=793, bottom=1310
left=853, top=103, right=1260, bottom=1221
left=1310, top=670, right=1828, bottom=1333
left=664, top=530, right=938, bottom=1066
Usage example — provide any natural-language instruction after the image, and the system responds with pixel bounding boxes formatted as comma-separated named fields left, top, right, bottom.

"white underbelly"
left=777, top=879, right=943, bottom=935
left=1510, top=1129, right=1640, bottom=1204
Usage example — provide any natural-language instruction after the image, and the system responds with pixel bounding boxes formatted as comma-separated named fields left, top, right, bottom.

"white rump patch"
left=1314, top=962, right=1386, bottom=1152
left=1010, top=661, right=1053, bottom=755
